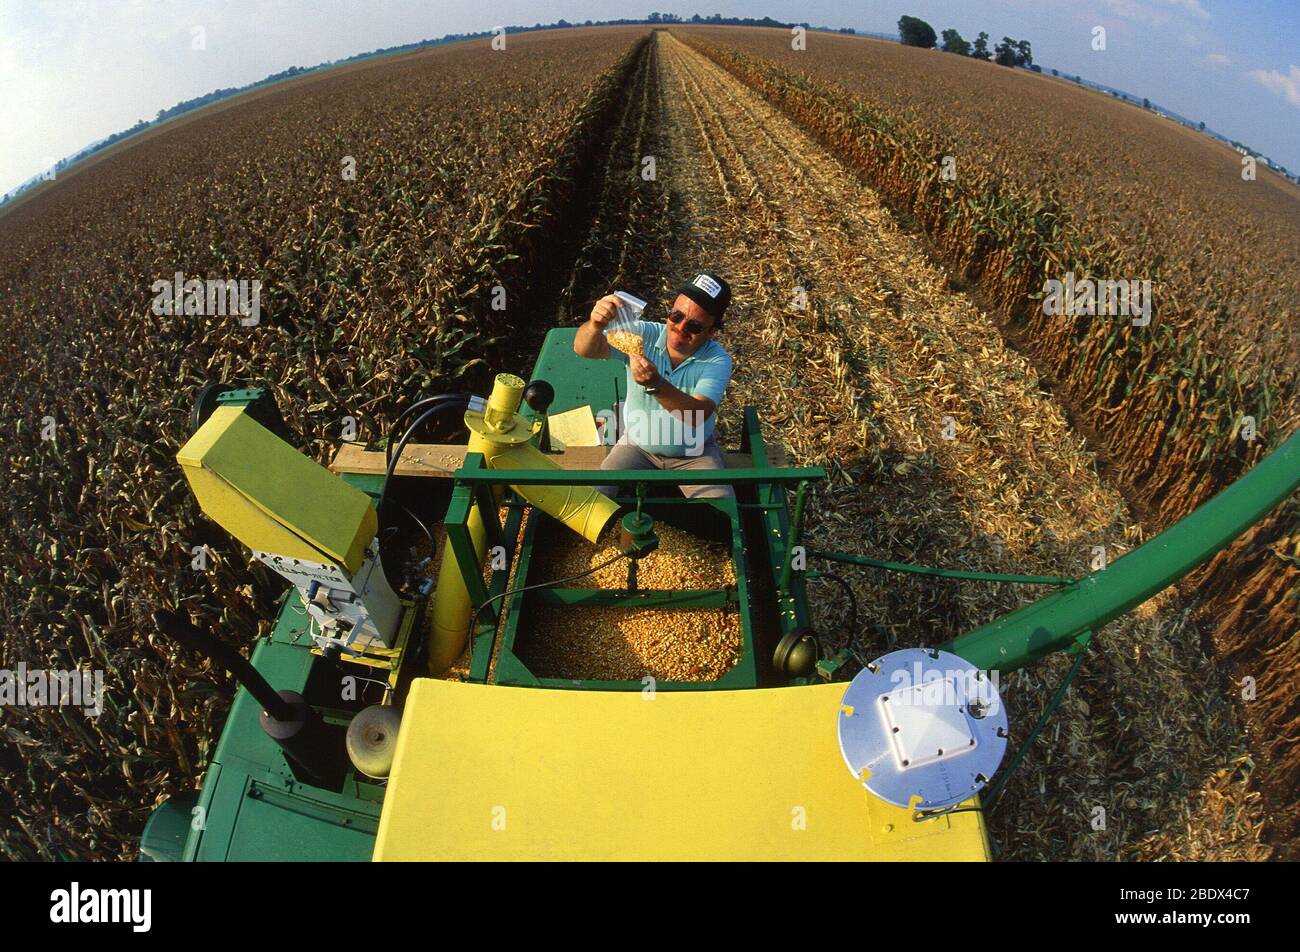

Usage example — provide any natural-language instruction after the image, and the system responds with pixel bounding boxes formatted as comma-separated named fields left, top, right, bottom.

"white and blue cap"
left=675, top=270, right=731, bottom=324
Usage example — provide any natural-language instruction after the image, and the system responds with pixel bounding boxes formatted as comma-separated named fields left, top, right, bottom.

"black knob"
left=524, top=379, right=555, bottom=413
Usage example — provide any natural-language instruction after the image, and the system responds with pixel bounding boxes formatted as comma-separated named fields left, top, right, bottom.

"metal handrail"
left=449, top=465, right=827, bottom=486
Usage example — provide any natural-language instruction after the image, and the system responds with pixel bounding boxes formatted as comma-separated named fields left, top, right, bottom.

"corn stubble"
left=678, top=26, right=1299, bottom=852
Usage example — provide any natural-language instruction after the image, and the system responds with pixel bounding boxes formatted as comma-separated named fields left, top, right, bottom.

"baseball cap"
left=675, top=271, right=731, bottom=323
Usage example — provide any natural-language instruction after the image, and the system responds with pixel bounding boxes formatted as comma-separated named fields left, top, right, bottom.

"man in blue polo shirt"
left=573, top=271, right=735, bottom=500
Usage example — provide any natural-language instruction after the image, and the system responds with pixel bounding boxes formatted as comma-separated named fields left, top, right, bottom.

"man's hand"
left=589, top=294, right=622, bottom=330
left=629, top=354, right=661, bottom=388
left=574, top=293, right=623, bottom=359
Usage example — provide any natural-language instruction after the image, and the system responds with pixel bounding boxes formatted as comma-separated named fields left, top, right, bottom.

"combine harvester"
left=141, top=327, right=1300, bottom=861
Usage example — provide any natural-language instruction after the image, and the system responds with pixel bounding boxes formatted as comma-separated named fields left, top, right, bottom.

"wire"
left=393, top=500, right=436, bottom=554
left=466, top=550, right=630, bottom=638
left=807, top=549, right=1076, bottom=587
left=981, top=644, right=1090, bottom=813
left=385, top=393, right=470, bottom=466
left=376, top=398, right=470, bottom=522
left=912, top=805, right=984, bottom=823
left=391, top=390, right=469, bottom=431
left=808, top=571, right=860, bottom=658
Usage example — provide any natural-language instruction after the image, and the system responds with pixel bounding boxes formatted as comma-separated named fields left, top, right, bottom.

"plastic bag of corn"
left=606, top=291, right=646, bottom=357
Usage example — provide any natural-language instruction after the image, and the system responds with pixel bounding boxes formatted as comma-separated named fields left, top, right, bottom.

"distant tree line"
left=900, top=15, right=1036, bottom=71
left=12, top=11, right=1295, bottom=203
left=9, top=12, right=813, bottom=202
left=155, top=65, right=311, bottom=123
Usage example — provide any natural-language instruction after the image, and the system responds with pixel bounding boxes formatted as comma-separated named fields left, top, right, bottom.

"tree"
left=994, top=36, right=1032, bottom=67
left=1198, top=120, right=1206, bottom=131
left=941, top=28, right=971, bottom=55
left=971, top=31, right=991, bottom=60
left=1142, top=97, right=1151, bottom=109
left=898, top=15, right=937, bottom=48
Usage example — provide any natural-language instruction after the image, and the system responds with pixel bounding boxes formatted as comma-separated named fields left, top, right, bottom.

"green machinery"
left=140, top=327, right=1300, bottom=861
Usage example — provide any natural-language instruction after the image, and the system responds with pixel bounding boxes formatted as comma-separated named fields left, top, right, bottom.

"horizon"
left=3, top=2, right=1299, bottom=198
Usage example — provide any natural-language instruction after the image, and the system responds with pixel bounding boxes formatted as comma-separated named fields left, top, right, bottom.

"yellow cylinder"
left=484, top=373, right=525, bottom=433
left=427, top=375, right=621, bottom=674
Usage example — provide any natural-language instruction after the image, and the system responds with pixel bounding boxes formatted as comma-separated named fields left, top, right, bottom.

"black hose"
left=811, top=571, right=860, bottom=656
left=385, top=394, right=471, bottom=466
left=376, top=398, right=470, bottom=522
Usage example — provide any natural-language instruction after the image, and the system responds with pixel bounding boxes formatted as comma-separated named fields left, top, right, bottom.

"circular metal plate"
left=837, top=648, right=1008, bottom=811
left=347, top=704, right=402, bottom=779
left=464, top=409, right=534, bottom=444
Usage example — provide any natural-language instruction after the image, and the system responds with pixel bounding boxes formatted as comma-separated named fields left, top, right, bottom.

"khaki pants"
left=595, top=434, right=735, bottom=500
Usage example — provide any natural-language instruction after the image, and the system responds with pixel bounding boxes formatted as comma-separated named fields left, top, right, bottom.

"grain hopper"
left=140, top=327, right=1300, bottom=861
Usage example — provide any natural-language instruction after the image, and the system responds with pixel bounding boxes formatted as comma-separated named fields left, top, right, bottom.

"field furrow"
left=652, top=32, right=1266, bottom=860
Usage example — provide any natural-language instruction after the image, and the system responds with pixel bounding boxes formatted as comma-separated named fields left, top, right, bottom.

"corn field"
left=1, top=20, right=1297, bottom=861
left=678, top=26, right=1300, bottom=847
left=0, top=27, right=650, bottom=860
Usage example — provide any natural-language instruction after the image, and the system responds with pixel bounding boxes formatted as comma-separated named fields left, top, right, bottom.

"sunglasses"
left=667, top=309, right=709, bottom=336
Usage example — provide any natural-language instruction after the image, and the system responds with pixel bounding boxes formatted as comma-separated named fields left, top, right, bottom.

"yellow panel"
left=177, top=406, right=376, bottom=572
left=181, top=464, right=330, bottom=566
left=373, top=680, right=990, bottom=861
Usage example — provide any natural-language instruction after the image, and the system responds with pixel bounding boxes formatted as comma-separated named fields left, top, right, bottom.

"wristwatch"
left=643, top=384, right=659, bottom=394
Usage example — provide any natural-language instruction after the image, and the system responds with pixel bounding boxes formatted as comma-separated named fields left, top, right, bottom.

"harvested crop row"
left=675, top=27, right=1300, bottom=849
left=651, top=30, right=1267, bottom=860
left=557, top=28, right=674, bottom=322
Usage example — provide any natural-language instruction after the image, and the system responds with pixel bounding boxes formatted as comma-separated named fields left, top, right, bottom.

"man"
left=573, top=271, right=735, bottom=500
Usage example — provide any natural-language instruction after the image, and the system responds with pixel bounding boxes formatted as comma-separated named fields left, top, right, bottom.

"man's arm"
left=574, top=294, right=622, bottom=360
left=629, top=355, right=717, bottom=418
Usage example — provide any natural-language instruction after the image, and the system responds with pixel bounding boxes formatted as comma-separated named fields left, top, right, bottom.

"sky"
left=2, top=0, right=1298, bottom=196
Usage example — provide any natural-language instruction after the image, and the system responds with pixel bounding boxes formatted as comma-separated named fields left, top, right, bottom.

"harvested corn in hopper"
left=549, top=521, right=735, bottom=589
left=523, top=605, right=740, bottom=681
left=514, top=521, right=741, bottom=681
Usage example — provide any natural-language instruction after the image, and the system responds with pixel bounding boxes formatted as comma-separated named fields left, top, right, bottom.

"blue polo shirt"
left=611, top=320, right=732, bottom=457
